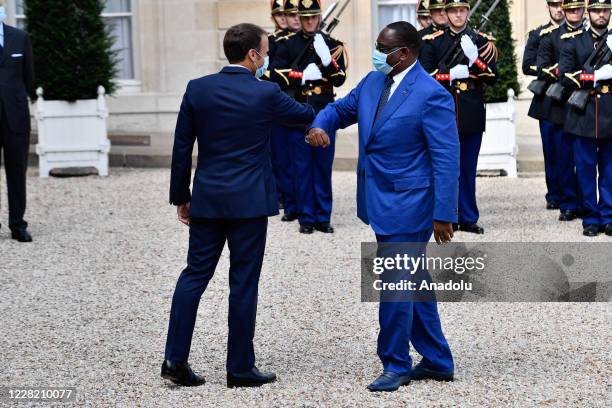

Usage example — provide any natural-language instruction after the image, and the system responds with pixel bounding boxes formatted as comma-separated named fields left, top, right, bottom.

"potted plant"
left=25, top=0, right=117, bottom=177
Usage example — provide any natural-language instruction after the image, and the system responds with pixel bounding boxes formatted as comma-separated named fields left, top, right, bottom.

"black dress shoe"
left=558, top=210, right=578, bottom=221
left=410, top=364, right=454, bottom=382
left=11, top=229, right=33, bottom=243
left=227, top=367, right=276, bottom=388
left=161, top=360, right=206, bottom=386
left=604, top=224, right=612, bottom=236
left=458, top=223, right=484, bottom=234
left=314, top=223, right=334, bottom=233
left=299, top=224, right=314, bottom=234
left=281, top=213, right=298, bottom=222
left=583, top=225, right=600, bottom=237
left=546, top=201, right=560, bottom=210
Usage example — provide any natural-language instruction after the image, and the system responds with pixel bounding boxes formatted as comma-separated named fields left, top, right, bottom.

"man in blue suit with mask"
left=162, top=23, right=314, bottom=388
left=308, top=21, right=459, bottom=392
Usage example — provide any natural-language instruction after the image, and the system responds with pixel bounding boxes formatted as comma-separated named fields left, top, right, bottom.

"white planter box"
left=35, top=86, right=111, bottom=177
left=478, top=89, right=518, bottom=177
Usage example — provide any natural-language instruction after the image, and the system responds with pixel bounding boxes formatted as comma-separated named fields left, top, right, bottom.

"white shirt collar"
left=388, top=60, right=418, bottom=97
left=391, top=60, right=417, bottom=84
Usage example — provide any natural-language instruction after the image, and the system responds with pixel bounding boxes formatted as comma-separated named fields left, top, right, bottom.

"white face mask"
left=0, top=7, right=6, bottom=23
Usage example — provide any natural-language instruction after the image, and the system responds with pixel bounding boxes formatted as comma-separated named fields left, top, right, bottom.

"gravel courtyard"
left=1, top=168, right=610, bottom=407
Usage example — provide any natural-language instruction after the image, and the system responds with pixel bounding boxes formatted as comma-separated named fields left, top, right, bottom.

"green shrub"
left=25, top=0, right=117, bottom=101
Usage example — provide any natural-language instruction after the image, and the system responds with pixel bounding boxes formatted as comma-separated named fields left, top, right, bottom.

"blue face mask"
left=253, top=50, right=269, bottom=78
left=372, top=47, right=404, bottom=75
left=0, top=7, right=6, bottom=23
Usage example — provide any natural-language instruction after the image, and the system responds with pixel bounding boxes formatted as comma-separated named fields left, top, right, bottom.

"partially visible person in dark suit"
left=0, top=2, right=34, bottom=242
left=161, top=23, right=315, bottom=388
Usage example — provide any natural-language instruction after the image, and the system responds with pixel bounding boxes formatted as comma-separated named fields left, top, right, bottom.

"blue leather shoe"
left=410, top=364, right=454, bottom=382
left=367, top=371, right=411, bottom=392
left=227, top=366, right=276, bottom=388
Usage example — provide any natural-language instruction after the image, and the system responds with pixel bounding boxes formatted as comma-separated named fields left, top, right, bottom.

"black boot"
left=299, top=224, right=314, bottom=234
left=281, top=213, right=298, bottom=222
left=546, top=201, right=560, bottom=210
left=558, top=210, right=578, bottom=221
left=314, top=223, right=334, bottom=233
left=582, top=225, right=600, bottom=237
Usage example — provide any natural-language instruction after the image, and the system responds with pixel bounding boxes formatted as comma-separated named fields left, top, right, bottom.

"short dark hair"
left=223, top=23, right=266, bottom=63
left=386, top=21, right=420, bottom=53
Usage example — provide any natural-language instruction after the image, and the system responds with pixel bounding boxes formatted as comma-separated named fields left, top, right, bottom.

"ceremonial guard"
left=269, top=0, right=347, bottom=234
left=268, top=0, right=287, bottom=61
left=284, top=0, right=303, bottom=33
left=523, top=1, right=565, bottom=210
left=417, top=0, right=432, bottom=30
left=267, top=0, right=302, bottom=219
left=420, top=0, right=498, bottom=234
left=536, top=0, right=585, bottom=221
left=559, top=0, right=612, bottom=236
left=419, top=0, right=448, bottom=40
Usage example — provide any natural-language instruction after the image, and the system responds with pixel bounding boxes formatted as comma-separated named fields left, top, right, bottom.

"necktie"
left=375, top=76, right=394, bottom=122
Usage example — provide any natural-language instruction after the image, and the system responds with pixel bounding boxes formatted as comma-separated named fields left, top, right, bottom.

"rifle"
left=290, top=0, right=350, bottom=70
left=469, top=0, right=484, bottom=19
left=439, top=0, right=502, bottom=73
left=527, top=79, right=548, bottom=96
left=324, top=0, right=352, bottom=34
left=545, top=26, right=587, bottom=102
left=568, top=34, right=612, bottom=110
left=544, top=74, right=565, bottom=102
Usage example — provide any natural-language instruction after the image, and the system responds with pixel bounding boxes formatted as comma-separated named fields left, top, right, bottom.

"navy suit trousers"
left=164, top=216, right=268, bottom=374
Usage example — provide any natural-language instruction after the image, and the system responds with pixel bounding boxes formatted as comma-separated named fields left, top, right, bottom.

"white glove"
left=594, top=64, right=612, bottom=84
left=450, top=64, right=470, bottom=82
left=461, top=35, right=479, bottom=66
left=606, top=35, right=612, bottom=51
left=313, top=33, right=332, bottom=67
left=302, top=62, right=323, bottom=85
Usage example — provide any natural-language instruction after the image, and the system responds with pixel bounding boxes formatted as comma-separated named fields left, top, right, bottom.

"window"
left=11, top=0, right=135, bottom=80
left=377, top=0, right=418, bottom=32
left=102, top=0, right=135, bottom=80
left=15, top=0, right=26, bottom=30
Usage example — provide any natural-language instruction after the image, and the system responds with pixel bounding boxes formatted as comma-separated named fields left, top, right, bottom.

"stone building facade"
left=4, top=0, right=551, bottom=165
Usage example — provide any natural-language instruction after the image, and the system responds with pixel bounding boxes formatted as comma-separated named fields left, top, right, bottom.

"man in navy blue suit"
left=161, top=23, right=314, bottom=388
left=308, top=22, right=459, bottom=392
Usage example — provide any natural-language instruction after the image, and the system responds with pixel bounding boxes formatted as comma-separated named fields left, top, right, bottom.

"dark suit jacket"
left=0, top=24, right=34, bottom=134
left=169, top=66, right=315, bottom=219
